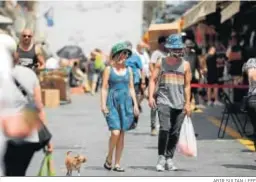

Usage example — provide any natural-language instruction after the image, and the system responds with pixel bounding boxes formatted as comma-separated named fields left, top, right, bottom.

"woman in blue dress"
left=101, top=42, right=139, bottom=172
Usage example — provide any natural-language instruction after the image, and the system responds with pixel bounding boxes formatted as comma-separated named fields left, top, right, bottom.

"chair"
left=218, top=92, right=246, bottom=138
left=241, top=110, right=250, bottom=135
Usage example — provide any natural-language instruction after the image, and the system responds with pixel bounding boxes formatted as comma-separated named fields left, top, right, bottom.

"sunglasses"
left=113, top=50, right=130, bottom=60
left=121, top=50, right=129, bottom=56
left=23, top=35, right=32, bottom=38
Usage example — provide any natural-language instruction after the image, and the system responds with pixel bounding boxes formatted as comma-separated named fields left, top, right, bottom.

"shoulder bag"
left=13, top=77, right=52, bottom=151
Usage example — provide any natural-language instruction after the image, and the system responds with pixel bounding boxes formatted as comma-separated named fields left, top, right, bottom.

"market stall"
left=148, top=22, right=179, bottom=51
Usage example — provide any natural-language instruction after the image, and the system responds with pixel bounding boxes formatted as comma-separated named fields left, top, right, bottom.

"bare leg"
left=91, top=73, right=99, bottom=95
left=213, top=87, right=219, bottom=101
left=107, top=130, right=120, bottom=163
left=91, top=82, right=97, bottom=95
left=207, top=88, right=212, bottom=105
left=115, top=131, right=125, bottom=167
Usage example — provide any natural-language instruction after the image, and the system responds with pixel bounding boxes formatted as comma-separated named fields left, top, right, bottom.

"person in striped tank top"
left=149, top=34, right=192, bottom=172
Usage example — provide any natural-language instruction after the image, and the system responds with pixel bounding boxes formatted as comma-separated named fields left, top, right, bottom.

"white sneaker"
left=207, top=101, right=212, bottom=106
left=166, top=158, right=178, bottom=171
left=214, top=100, right=223, bottom=106
left=156, top=155, right=166, bottom=172
left=196, top=104, right=206, bottom=109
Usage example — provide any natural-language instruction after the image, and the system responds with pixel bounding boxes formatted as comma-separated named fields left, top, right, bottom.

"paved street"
left=27, top=94, right=256, bottom=176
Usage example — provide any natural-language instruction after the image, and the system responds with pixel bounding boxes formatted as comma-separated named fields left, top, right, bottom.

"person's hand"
left=140, top=82, right=146, bottom=90
left=133, top=105, right=140, bottom=116
left=149, top=97, right=157, bottom=109
left=184, top=103, right=191, bottom=116
left=46, top=142, right=53, bottom=153
left=200, top=69, right=205, bottom=75
left=101, top=105, right=109, bottom=115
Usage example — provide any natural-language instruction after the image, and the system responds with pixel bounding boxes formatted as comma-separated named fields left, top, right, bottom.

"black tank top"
left=17, top=44, right=37, bottom=70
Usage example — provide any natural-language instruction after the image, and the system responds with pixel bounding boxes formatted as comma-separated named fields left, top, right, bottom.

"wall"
left=36, top=1, right=143, bottom=56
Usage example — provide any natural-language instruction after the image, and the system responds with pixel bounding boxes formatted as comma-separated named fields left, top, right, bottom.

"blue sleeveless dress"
left=105, top=67, right=134, bottom=131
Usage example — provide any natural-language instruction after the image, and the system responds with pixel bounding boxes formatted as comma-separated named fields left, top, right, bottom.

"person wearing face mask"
left=101, top=42, right=139, bottom=172
left=149, top=34, right=192, bottom=171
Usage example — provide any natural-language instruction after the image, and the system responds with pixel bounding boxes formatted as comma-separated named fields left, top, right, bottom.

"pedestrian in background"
left=206, top=46, right=223, bottom=106
left=149, top=36, right=167, bottom=136
left=242, top=58, right=256, bottom=151
left=183, top=39, right=201, bottom=110
left=125, top=41, right=143, bottom=128
left=17, top=29, right=45, bottom=71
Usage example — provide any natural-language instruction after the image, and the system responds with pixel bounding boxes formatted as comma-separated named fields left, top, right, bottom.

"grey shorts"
left=157, top=104, right=185, bottom=131
left=88, top=73, right=99, bottom=83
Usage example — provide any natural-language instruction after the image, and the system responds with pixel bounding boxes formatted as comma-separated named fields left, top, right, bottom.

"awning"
left=183, top=0, right=217, bottom=29
left=221, top=1, right=240, bottom=23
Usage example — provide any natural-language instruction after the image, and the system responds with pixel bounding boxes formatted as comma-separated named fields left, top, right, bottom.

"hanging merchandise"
left=44, top=7, right=54, bottom=27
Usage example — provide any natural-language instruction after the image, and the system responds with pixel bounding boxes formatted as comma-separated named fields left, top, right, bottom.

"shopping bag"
left=38, top=153, right=56, bottom=176
left=177, top=116, right=197, bottom=157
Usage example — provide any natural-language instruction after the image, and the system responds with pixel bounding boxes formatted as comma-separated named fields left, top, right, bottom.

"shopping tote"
left=177, top=116, right=197, bottom=157
left=38, top=152, right=56, bottom=176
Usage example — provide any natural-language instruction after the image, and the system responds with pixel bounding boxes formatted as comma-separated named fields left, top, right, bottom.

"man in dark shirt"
left=183, top=39, right=201, bottom=110
left=17, top=29, right=45, bottom=71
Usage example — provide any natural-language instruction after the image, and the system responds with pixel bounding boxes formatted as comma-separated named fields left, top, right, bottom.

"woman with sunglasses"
left=101, top=42, right=140, bottom=172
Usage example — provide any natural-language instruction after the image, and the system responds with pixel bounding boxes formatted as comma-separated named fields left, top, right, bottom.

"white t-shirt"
left=45, top=57, right=60, bottom=69
left=150, top=49, right=167, bottom=64
left=1, top=65, right=40, bottom=143
left=134, top=49, right=151, bottom=77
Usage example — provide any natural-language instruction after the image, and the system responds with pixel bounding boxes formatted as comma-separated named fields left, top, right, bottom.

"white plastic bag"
left=177, top=116, right=197, bottom=157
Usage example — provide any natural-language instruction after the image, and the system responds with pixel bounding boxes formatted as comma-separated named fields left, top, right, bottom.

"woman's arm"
left=35, top=44, right=46, bottom=69
left=101, top=66, right=110, bottom=109
left=128, top=67, right=138, bottom=108
left=33, top=77, right=53, bottom=151
left=33, top=84, right=46, bottom=125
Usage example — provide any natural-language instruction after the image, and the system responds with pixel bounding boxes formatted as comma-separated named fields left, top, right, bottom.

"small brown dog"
left=65, top=151, right=87, bottom=176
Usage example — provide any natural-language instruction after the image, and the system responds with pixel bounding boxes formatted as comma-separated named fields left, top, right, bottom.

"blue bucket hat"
left=165, top=34, right=184, bottom=49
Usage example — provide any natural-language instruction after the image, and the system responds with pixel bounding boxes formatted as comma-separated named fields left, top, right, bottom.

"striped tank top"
left=156, top=57, right=185, bottom=109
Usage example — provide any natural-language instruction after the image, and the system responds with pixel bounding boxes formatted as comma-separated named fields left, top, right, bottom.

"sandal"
left=104, top=158, right=112, bottom=170
left=113, top=166, right=125, bottom=172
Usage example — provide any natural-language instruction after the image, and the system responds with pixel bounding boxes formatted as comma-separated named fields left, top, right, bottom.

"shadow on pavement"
left=53, top=145, right=84, bottom=150
left=128, top=132, right=150, bottom=136
left=128, top=166, right=158, bottom=171
left=129, top=166, right=190, bottom=172
left=241, top=149, right=255, bottom=153
left=85, top=166, right=106, bottom=171
left=145, top=146, right=157, bottom=150
left=222, top=164, right=256, bottom=170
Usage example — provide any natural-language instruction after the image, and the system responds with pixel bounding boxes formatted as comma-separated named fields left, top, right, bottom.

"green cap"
left=111, top=41, right=132, bottom=59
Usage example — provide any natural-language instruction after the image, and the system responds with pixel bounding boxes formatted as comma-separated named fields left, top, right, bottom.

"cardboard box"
left=41, top=75, right=69, bottom=101
left=41, top=89, right=60, bottom=108
left=148, top=22, right=179, bottom=51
